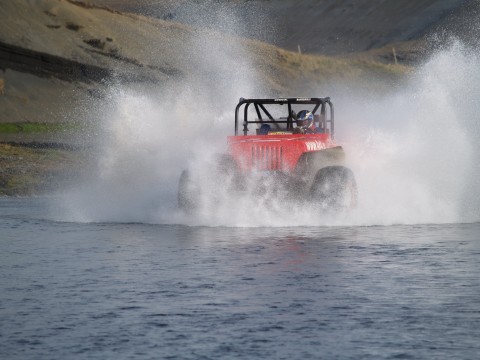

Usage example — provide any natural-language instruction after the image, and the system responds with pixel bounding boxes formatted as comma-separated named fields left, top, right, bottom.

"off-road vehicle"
left=178, top=97, right=357, bottom=211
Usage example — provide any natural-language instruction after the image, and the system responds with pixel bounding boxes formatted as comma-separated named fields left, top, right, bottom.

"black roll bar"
left=234, top=97, right=335, bottom=137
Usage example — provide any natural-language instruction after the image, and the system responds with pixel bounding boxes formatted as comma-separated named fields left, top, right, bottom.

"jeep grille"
left=251, top=145, right=283, bottom=170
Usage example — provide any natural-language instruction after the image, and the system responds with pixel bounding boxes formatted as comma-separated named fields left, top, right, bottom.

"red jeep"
left=178, top=97, right=357, bottom=211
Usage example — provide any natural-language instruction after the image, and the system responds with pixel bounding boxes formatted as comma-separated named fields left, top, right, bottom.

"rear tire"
left=309, top=166, right=357, bottom=210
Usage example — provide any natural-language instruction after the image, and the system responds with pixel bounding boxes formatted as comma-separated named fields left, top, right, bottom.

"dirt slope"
left=0, top=0, right=408, bottom=125
left=91, top=0, right=468, bottom=56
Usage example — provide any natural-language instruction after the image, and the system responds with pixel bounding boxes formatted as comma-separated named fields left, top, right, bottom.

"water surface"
left=1, top=197, right=480, bottom=359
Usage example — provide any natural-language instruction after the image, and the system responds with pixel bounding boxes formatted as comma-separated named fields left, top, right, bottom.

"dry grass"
left=242, top=39, right=411, bottom=94
left=0, top=143, right=86, bottom=195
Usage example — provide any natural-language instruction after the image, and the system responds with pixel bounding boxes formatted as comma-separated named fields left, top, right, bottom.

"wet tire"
left=214, top=154, right=246, bottom=193
left=309, top=166, right=357, bottom=210
left=178, top=155, right=241, bottom=212
left=178, top=170, right=199, bottom=212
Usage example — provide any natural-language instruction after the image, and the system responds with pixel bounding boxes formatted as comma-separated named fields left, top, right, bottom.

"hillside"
left=0, top=0, right=410, bottom=127
left=1, top=0, right=476, bottom=128
left=90, top=0, right=470, bottom=61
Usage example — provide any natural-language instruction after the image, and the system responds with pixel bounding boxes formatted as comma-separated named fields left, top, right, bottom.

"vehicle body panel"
left=228, top=133, right=336, bottom=172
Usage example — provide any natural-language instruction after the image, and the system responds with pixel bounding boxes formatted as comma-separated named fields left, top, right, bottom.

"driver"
left=294, top=110, right=316, bottom=134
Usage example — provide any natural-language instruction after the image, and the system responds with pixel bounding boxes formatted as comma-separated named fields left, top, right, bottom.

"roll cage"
left=234, top=97, right=335, bottom=136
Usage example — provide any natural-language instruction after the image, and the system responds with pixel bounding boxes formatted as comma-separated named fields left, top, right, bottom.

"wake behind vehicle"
left=178, top=97, right=357, bottom=212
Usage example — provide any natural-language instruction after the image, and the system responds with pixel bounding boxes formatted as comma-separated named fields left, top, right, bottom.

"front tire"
left=309, top=166, right=357, bottom=210
left=177, top=155, right=241, bottom=213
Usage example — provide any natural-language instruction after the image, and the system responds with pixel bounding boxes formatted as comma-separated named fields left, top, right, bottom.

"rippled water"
left=1, top=197, right=480, bottom=359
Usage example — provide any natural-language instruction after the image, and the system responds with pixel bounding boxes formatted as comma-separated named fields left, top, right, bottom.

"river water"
left=2, top=197, right=480, bottom=359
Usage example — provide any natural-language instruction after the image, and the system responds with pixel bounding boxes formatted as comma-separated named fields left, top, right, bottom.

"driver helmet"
left=296, top=110, right=314, bottom=130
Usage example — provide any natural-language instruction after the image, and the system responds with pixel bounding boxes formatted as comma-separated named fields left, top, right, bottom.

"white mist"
left=58, top=34, right=480, bottom=227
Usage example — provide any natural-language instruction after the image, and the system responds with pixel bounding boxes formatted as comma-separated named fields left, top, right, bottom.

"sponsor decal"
left=274, top=98, right=288, bottom=102
left=268, top=131, right=293, bottom=135
left=305, top=141, right=326, bottom=151
left=296, top=98, right=311, bottom=101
